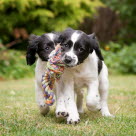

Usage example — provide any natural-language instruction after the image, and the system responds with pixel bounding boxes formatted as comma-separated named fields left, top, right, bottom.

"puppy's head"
left=58, top=28, right=103, bottom=67
left=26, top=33, right=59, bottom=65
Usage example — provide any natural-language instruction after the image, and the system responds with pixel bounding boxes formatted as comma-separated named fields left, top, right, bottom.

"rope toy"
left=41, top=44, right=66, bottom=106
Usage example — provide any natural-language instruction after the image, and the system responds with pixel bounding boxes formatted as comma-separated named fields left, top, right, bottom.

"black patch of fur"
left=98, top=59, right=103, bottom=74
left=26, top=34, right=39, bottom=65
left=88, top=33, right=104, bottom=61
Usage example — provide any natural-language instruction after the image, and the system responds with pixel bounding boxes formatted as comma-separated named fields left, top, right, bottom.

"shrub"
left=117, top=44, right=136, bottom=73
left=102, top=42, right=136, bottom=74
left=0, top=0, right=103, bottom=44
left=101, top=0, right=136, bottom=43
left=0, top=49, right=34, bottom=79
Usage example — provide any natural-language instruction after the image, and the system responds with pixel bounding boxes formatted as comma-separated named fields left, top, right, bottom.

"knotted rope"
left=41, top=44, right=65, bottom=106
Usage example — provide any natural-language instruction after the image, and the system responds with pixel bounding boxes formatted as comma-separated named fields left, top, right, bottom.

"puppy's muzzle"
left=63, top=55, right=77, bottom=67
left=64, top=55, right=72, bottom=64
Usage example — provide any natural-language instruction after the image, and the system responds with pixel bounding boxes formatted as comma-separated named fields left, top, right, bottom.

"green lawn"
left=0, top=75, right=136, bottom=136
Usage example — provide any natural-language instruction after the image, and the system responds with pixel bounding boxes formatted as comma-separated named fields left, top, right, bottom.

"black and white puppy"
left=26, top=33, right=59, bottom=115
left=55, top=28, right=114, bottom=124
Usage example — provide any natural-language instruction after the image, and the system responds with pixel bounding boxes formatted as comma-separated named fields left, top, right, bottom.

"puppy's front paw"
left=56, top=111, right=69, bottom=118
left=102, top=112, right=115, bottom=118
left=86, top=100, right=101, bottom=112
left=67, top=114, right=80, bottom=124
left=101, top=109, right=115, bottom=118
left=39, top=104, right=50, bottom=116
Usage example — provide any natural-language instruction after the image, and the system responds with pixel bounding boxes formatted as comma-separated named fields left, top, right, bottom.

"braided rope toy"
left=41, top=44, right=66, bottom=106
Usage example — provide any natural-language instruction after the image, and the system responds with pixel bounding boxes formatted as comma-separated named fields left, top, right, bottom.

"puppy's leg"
left=35, top=81, right=49, bottom=116
left=64, top=80, right=80, bottom=124
left=86, top=79, right=101, bottom=111
left=99, top=64, right=114, bottom=117
left=76, top=88, right=84, bottom=114
left=55, top=80, right=69, bottom=118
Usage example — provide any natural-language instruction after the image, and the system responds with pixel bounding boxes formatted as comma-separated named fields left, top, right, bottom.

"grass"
left=0, top=75, right=136, bottom=136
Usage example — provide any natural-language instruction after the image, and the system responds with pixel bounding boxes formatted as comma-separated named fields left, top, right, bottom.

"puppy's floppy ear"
left=26, top=34, right=39, bottom=65
left=58, top=35, right=63, bottom=43
left=88, top=33, right=104, bottom=60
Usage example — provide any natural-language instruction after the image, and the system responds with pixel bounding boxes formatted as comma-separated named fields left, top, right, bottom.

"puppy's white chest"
left=73, top=63, right=98, bottom=87
left=73, top=70, right=93, bottom=87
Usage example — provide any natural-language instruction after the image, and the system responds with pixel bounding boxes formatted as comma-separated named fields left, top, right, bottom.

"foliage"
left=101, top=0, right=136, bottom=43
left=0, top=49, right=34, bottom=79
left=117, top=44, right=136, bottom=73
left=102, top=42, right=136, bottom=74
left=0, top=0, right=103, bottom=44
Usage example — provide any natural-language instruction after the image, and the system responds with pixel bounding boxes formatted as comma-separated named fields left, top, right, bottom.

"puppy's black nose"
left=64, top=55, right=72, bottom=64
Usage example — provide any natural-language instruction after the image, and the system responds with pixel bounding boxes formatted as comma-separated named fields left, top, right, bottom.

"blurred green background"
left=0, top=0, right=136, bottom=79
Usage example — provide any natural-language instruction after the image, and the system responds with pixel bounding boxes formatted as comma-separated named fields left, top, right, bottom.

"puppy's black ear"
left=88, top=33, right=104, bottom=60
left=58, top=34, right=63, bottom=44
left=26, top=34, right=39, bottom=65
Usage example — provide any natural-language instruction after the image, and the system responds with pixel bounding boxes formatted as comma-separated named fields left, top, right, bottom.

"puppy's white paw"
left=56, top=111, right=69, bottom=118
left=37, top=99, right=50, bottom=115
left=39, top=104, right=50, bottom=116
left=67, top=113, right=80, bottom=124
left=86, top=98, right=101, bottom=112
left=87, top=106, right=101, bottom=112
left=56, top=105, right=69, bottom=118
left=101, top=110, right=115, bottom=118
left=102, top=113, right=115, bottom=118
left=38, top=99, right=46, bottom=107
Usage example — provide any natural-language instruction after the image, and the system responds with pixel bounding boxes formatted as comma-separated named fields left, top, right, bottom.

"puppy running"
left=26, top=33, right=59, bottom=115
left=55, top=28, right=114, bottom=124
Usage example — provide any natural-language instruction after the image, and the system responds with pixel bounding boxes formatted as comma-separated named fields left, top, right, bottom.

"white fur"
left=71, top=31, right=80, bottom=44
left=55, top=79, right=68, bottom=118
left=56, top=50, right=113, bottom=124
left=47, top=33, right=54, bottom=41
left=35, top=58, right=50, bottom=115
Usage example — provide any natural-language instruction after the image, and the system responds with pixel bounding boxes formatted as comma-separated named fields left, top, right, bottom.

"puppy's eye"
left=64, top=44, right=68, bottom=47
left=79, top=47, right=84, bottom=52
left=45, top=47, right=49, bottom=50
